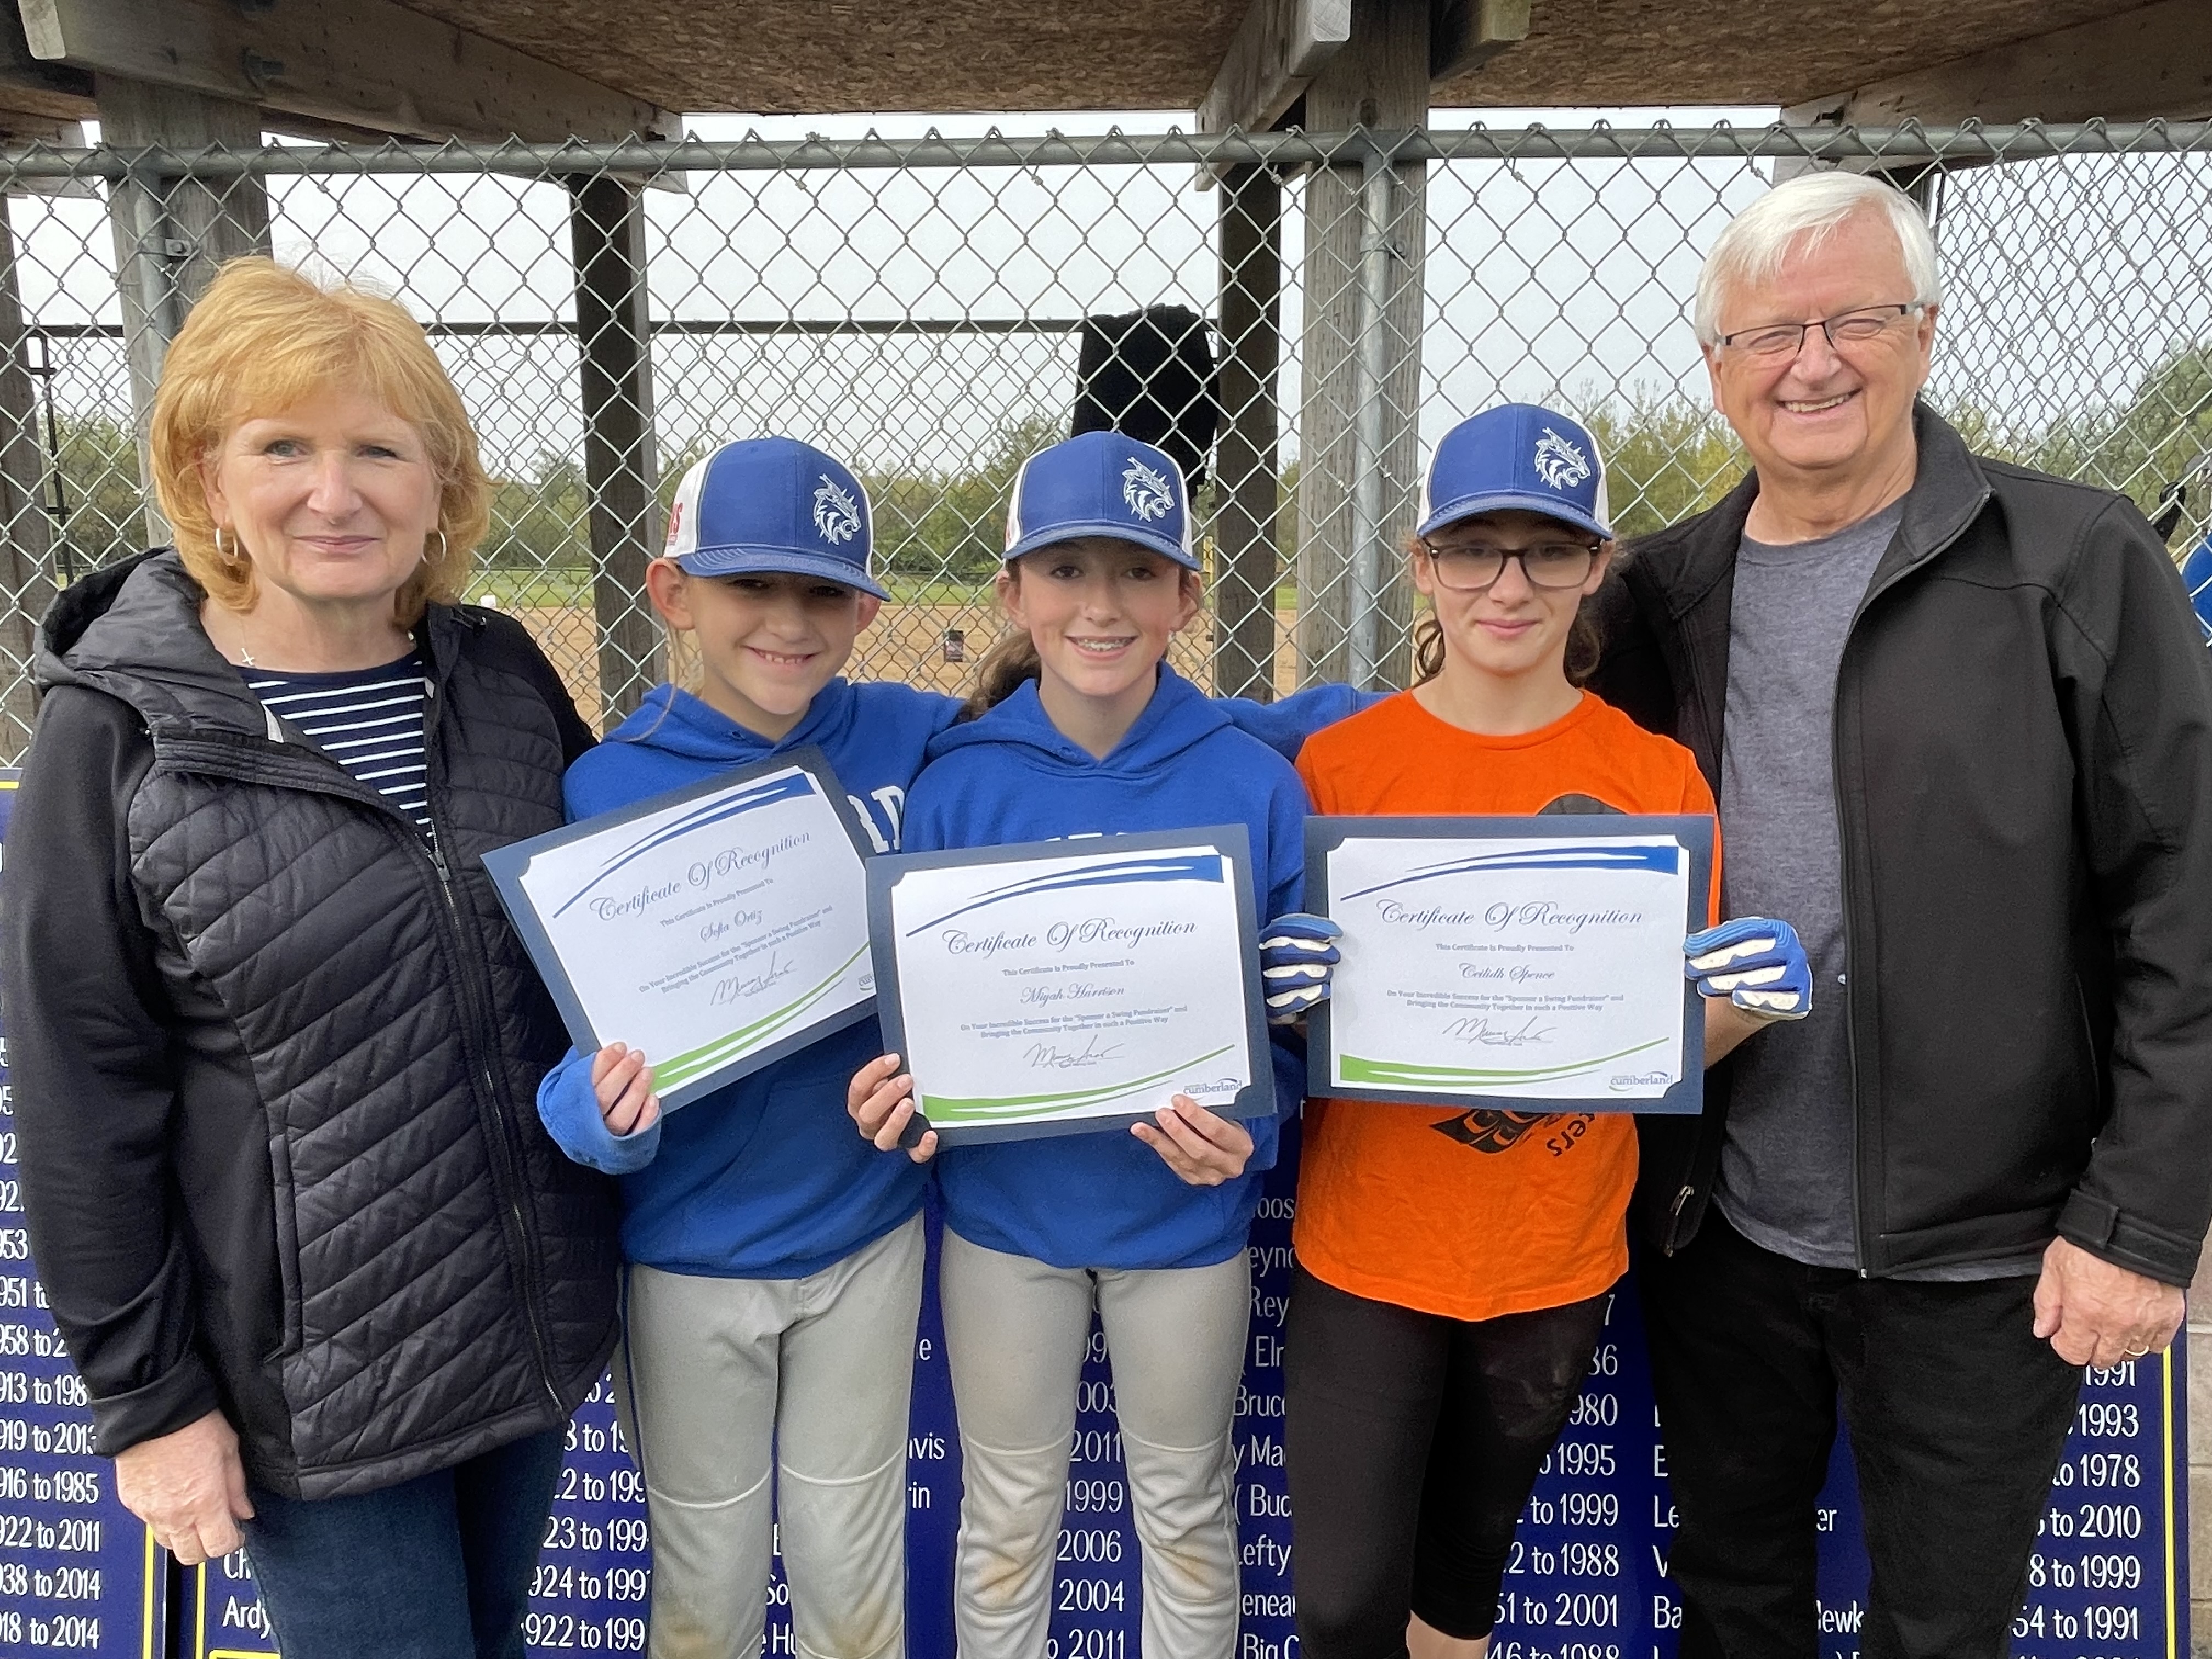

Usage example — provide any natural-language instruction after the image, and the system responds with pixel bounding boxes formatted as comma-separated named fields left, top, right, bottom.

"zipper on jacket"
left=1662, top=1183, right=1696, bottom=1255
left=165, top=675, right=570, bottom=1414
left=1831, top=504, right=1985, bottom=1278
left=418, top=712, right=566, bottom=1418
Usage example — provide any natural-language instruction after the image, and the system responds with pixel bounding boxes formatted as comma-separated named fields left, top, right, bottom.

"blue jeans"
left=241, top=1427, right=567, bottom=1659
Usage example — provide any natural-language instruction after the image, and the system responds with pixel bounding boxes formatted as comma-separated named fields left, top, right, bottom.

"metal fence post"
left=1347, top=148, right=1402, bottom=688
left=97, top=78, right=272, bottom=550
left=0, top=195, right=56, bottom=753
left=1213, top=162, right=1282, bottom=700
left=568, top=174, right=662, bottom=729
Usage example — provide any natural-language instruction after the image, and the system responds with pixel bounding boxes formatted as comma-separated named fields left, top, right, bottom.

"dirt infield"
left=514, top=601, right=1307, bottom=732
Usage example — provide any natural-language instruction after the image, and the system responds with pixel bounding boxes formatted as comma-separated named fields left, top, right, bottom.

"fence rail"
left=8, top=119, right=2212, bottom=177
left=4, top=119, right=2210, bottom=757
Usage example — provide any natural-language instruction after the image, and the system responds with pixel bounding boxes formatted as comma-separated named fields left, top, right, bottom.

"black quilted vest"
left=43, top=554, right=618, bottom=1498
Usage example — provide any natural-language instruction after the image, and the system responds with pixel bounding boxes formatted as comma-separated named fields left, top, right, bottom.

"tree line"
left=29, top=346, right=2212, bottom=591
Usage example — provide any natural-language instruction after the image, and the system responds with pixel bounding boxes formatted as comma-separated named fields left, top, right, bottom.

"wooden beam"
left=1784, top=0, right=2212, bottom=128
left=1199, top=0, right=1353, bottom=135
left=1430, top=0, right=1529, bottom=83
left=20, top=0, right=673, bottom=143
left=1, top=1, right=89, bottom=139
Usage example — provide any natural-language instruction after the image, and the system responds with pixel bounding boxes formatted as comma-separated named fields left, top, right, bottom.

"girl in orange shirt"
left=1285, top=404, right=1811, bottom=1659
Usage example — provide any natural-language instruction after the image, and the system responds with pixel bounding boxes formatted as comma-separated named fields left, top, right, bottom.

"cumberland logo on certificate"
left=1308, top=815, right=1714, bottom=1114
left=483, top=748, right=879, bottom=1111
left=868, top=827, right=1272, bottom=1144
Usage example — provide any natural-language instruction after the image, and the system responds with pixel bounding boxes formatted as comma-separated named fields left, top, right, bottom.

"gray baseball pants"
left=613, top=1214, right=926, bottom=1659
left=938, top=1229, right=1250, bottom=1659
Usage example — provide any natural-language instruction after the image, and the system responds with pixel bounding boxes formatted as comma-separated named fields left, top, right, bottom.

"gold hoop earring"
left=212, top=526, right=247, bottom=566
left=425, top=529, right=448, bottom=561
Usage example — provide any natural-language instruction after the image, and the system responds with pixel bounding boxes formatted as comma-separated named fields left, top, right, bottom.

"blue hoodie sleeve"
left=537, top=1045, right=663, bottom=1175
left=1216, top=682, right=1384, bottom=763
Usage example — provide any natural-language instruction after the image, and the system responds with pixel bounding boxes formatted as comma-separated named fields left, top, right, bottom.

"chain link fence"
left=2, top=120, right=2210, bottom=755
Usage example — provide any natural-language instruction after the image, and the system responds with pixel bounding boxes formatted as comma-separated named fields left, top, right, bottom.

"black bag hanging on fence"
left=1071, top=305, right=1220, bottom=489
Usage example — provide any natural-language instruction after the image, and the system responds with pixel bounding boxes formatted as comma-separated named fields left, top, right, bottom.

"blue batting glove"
left=1684, top=917, right=1813, bottom=1022
left=1261, top=912, right=1343, bottom=1026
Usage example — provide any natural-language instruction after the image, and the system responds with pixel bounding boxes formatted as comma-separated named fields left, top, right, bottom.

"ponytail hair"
left=1408, top=534, right=1624, bottom=688
left=961, top=628, right=1042, bottom=721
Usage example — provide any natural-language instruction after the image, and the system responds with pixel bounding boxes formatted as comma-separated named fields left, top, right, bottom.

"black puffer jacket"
left=0, top=550, right=620, bottom=1498
left=1592, top=407, right=2212, bottom=1285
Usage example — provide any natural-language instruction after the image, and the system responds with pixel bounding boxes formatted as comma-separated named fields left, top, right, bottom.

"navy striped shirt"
left=242, top=654, right=435, bottom=834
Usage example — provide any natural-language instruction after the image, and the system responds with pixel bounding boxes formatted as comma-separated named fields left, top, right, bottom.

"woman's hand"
left=115, top=1409, right=253, bottom=1567
left=592, top=1042, right=659, bottom=1138
left=848, top=1053, right=938, bottom=1163
left=1132, top=1096, right=1253, bottom=1186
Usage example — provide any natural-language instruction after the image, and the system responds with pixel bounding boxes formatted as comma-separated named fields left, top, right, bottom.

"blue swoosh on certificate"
left=905, top=853, right=1224, bottom=936
left=551, top=770, right=818, bottom=917
left=1339, top=842, right=1678, bottom=904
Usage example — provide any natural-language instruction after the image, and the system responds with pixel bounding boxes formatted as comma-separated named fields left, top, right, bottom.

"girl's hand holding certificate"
left=593, top=1042, right=661, bottom=1138
left=848, top=1051, right=936, bottom=1164
left=1128, top=1100, right=1254, bottom=1186
left=847, top=1049, right=1254, bottom=1186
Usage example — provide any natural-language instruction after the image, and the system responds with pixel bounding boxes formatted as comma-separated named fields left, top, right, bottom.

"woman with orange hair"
left=0, top=258, right=617, bottom=1658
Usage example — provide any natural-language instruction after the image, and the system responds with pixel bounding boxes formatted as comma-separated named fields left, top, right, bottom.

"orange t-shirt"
left=1293, top=689, right=1719, bottom=1323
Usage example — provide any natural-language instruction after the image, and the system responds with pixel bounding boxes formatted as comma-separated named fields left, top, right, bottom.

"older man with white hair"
left=1592, top=171, right=2212, bottom=1658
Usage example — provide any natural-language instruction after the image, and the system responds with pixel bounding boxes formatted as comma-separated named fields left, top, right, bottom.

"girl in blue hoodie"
left=539, top=436, right=1361, bottom=1659
left=849, top=431, right=1321, bottom=1659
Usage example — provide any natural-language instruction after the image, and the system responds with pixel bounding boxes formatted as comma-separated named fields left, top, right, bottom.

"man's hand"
left=1131, top=1096, right=1254, bottom=1186
left=115, top=1409, right=253, bottom=1567
left=2032, top=1237, right=2185, bottom=1368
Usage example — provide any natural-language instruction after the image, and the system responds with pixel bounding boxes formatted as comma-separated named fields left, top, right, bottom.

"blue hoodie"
left=539, top=673, right=1369, bottom=1279
left=537, top=677, right=950, bottom=1277
left=903, top=664, right=1312, bottom=1273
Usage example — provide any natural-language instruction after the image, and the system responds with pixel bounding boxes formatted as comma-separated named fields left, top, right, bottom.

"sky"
left=6, top=104, right=2209, bottom=493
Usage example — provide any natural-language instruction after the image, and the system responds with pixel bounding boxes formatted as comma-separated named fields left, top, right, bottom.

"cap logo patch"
left=1533, top=428, right=1593, bottom=493
left=1121, top=456, right=1174, bottom=523
left=812, top=475, right=862, bottom=545
left=664, top=499, right=684, bottom=552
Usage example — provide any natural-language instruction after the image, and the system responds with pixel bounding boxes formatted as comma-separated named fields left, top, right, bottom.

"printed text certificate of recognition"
left=869, top=827, right=1273, bottom=1145
left=1308, top=815, right=1713, bottom=1114
left=482, top=747, right=879, bottom=1112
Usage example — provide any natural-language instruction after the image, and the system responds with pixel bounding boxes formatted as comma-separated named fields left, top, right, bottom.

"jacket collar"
left=1643, top=402, right=1993, bottom=618
left=41, top=548, right=471, bottom=746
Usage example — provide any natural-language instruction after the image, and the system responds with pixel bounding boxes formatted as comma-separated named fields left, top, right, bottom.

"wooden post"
left=96, top=75, right=270, bottom=548
left=569, top=174, right=661, bottom=728
left=0, top=194, right=56, bottom=757
left=1294, top=0, right=1429, bottom=690
left=1213, top=163, right=1282, bottom=701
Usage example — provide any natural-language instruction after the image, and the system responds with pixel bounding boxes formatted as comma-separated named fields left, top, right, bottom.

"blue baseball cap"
left=2183, top=535, right=2212, bottom=646
left=1418, top=403, right=1613, bottom=542
left=1003, top=430, right=1199, bottom=570
left=662, top=436, right=887, bottom=599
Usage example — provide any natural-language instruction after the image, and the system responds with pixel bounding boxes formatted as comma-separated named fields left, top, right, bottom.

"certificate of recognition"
left=1307, top=815, right=1714, bottom=1114
left=868, top=827, right=1272, bottom=1145
left=483, top=747, right=879, bottom=1111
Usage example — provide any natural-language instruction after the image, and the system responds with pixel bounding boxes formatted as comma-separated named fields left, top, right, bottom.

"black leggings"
left=1285, top=1264, right=1609, bottom=1658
